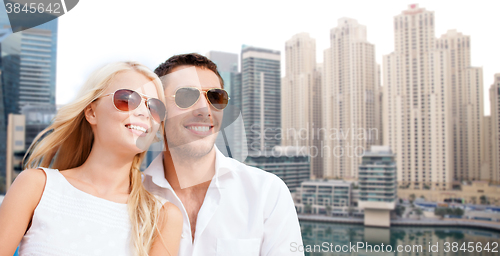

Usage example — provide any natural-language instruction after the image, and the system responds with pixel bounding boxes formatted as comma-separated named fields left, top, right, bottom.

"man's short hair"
left=154, top=53, right=224, bottom=88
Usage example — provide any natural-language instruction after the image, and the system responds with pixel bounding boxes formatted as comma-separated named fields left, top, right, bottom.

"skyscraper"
left=0, top=29, right=10, bottom=192
left=481, top=115, right=493, bottom=182
left=489, top=74, right=500, bottom=184
left=282, top=33, right=316, bottom=147
left=323, top=18, right=380, bottom=179
left=241, top=46, right=281, bottom=153
left=311, top=63, right=323, bottom=179
left=282, top=33, right=323, bottom=178
left=1, top=20, right=58, bottom=116
left=206, top=51, right=238, bottom=95
left=436, top=29, right=484, bottom=182
left=0, top=19, right=58, bottom=190
left=206, top=51, right=247, bottom=161
left=384, top=4, right=453, bottom=190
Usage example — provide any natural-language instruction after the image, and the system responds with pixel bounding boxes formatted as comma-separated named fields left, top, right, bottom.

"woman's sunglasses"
left=172, top=87, right=229, bottom=110
left=97, top=89, right=166, bottom=123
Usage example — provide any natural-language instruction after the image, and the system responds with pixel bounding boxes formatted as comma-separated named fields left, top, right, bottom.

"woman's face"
left=89, top=70, right=162, bottom=155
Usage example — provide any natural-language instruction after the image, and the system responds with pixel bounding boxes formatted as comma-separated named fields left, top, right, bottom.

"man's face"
left=162, top=65, right=224, bottom=158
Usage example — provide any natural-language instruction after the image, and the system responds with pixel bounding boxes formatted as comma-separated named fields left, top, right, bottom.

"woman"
left=0, top=62, right=182, bottom=256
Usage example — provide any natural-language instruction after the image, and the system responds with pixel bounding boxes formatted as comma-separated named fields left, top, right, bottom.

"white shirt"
left=143, top=146, right=304, bottom=256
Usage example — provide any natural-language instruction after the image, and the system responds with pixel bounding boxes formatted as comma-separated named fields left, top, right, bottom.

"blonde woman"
left=0, top=62, right=182, bottom=256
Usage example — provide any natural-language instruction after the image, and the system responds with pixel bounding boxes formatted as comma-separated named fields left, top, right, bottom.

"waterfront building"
left=323, top=18, right=380, bottom=180
left=358, top=146, right=396, bottom=227
left=383, top=4, right=453, bottom=190
left=296, top=179, right=354, bottom=216
left=358, top=146, right=397, bottom=203
left=245, top=146, right=309, bottom=192
left=241, top=45, right=281, bottom=154
left=397, top=181, right=500, bottom=206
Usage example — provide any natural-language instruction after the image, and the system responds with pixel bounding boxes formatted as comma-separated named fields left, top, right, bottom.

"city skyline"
left=0, top=1, right=496, bottom=116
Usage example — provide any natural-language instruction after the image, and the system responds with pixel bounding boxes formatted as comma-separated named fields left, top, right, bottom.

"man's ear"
left=84, top=102, right=97, bottom=125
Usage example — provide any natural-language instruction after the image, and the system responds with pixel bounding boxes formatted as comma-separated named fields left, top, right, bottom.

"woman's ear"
left=84, top=102, right=98, bottom=125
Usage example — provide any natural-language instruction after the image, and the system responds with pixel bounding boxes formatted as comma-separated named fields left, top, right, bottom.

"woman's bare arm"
left=149, top=202, right=183, bottom=256
left=0, top=169, right=46, bottom=256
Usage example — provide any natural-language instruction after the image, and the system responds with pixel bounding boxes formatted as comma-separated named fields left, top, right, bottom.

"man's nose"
left=191, top=92, right=212, bottom=117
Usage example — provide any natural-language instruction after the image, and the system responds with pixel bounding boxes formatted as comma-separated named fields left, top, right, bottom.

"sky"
left=3, top=0, right=500, bottom=115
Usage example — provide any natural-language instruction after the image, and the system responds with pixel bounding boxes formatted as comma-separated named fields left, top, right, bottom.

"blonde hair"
left=24, top=61, right=166, bottom=256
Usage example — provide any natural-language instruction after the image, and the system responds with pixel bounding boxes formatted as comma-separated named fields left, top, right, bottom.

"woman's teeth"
left=126, top=125, right=147, bottom=133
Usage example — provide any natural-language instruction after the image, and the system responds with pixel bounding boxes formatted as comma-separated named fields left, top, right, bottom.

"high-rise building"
left=323, top=18, right=380, bottom=179
left=206, top=51, right=247, bottom=161
left=0, top=19, right=58, bottom=190
left=1, top=20, right=58, bottom=116
left=241, top=46, right=281, bottom=153
left=490, top=74, right=500, bottom=184
left=385, top=4, right=486, bottom=190
left=436, top=30, right=484, bottom=182
left=481, top=115, right=493, bottom=182
left=206, top=51, right=238, bottom=95
left=0, top=29, right=10, bottom=192
left=282, top=33, right=316, bottom=147
left=376, top=65, right=383, bottom=145
left=311, top=63, right=323, bottom=179
left=384, top=4, right=453, bottom=190
left=282, top=33, right=323, bottom=178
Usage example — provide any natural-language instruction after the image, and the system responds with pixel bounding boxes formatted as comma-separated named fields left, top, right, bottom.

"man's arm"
left=261, top=176, right=305, bottom=256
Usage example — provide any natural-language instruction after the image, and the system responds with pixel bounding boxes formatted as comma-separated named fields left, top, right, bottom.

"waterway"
left=299, top=220, right=500, bottom=255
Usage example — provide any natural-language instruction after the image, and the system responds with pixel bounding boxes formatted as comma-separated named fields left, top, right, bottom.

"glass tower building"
left=240, top=45, right=281, bottom=154
left=0, top=12, right=58, bottom=191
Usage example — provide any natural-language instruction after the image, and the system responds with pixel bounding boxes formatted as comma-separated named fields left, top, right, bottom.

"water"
left=299, top=220, right=500, bottom=255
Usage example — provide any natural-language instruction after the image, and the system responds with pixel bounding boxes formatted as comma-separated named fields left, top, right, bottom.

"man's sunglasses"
left=97, top=89, right=166, bottom=123
left=172, top=87, right=229, bottom=110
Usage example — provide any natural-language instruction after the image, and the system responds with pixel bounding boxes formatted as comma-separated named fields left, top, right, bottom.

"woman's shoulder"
left=4, top=168, right=48, bottom=211
left=14, top=168, right=48, bottom=189
left=159, top=201, right=182, bottom=223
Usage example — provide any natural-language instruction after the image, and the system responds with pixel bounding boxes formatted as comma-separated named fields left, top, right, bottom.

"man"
left=143, top=53, right=303, bottom=255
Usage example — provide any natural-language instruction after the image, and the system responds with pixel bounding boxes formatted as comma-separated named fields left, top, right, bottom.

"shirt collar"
left=143, top=151, right=172, bottom=189
left=143, top=145, right=233, bottom=190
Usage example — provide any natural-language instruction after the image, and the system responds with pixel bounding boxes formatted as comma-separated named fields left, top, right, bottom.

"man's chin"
left=168, top=141, right=214, bottom=159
